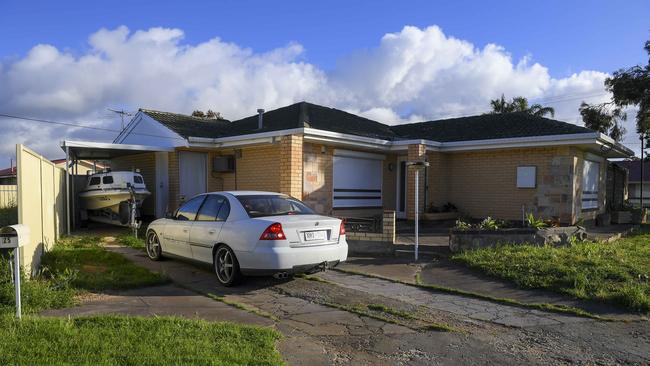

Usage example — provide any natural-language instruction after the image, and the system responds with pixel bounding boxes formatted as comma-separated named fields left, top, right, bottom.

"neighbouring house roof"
left=0, top=166, right=16, bottom=178
left=389, top=112, right=594, bottom=142
left=140, top=109, right=231, bottom=139
left=616, top=160, right=650, bottom=182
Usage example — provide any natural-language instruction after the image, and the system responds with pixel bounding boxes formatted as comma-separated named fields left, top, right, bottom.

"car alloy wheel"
left=146, top=231, right=162, bottom=261
left=214, top=245, right=240, bottom=286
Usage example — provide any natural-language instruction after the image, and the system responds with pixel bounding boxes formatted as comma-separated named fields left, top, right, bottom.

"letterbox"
left=0, top=224, right=29, bottom=249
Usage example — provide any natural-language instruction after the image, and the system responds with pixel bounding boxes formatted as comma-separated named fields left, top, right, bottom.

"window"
left=516, top=166, right=536, bottom=188
left=175, top=196, right=205, bottom=221
left=216, top=199, right=230, bottom=221
left=102, top=176, right=114, bottom=184
left=133, top=175, right=144, bottom=184
left=582, top=160, right=600, bottom=210
left=196, top=195, right=226, bottom=221
left=88, top=177, right=100, bottom=186
left=236, top=195, right=314, bottom=218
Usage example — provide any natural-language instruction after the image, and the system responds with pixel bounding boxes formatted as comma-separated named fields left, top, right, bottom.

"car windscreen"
left=236, top=195, right=314, bottom=218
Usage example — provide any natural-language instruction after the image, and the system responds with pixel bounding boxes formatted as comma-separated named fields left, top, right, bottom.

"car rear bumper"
left=237, top=238, right=348, bottom=275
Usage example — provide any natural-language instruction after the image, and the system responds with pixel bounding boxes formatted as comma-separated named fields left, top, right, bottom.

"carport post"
left=65, top=146, right=70, bottom=235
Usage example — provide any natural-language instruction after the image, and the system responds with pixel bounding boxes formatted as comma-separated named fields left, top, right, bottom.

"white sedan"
left=145, top=191, right=348, bottom=286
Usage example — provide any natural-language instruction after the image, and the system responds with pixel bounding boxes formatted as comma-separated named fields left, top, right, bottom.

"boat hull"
left=80, top=189, right=150, bottom=213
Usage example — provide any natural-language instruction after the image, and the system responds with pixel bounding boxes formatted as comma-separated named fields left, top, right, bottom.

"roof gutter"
left=186, top=127, right=635, bottom=158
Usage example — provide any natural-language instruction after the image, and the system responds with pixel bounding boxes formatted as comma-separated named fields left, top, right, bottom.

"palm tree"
left=489, top=95, right=555, bottom=118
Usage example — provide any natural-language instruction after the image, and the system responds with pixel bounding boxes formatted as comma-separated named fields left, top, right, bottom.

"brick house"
left=110, top=101, right=633, bottom=225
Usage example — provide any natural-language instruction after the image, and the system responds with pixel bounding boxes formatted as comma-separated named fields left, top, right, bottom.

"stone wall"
left=302, top=143, right=333, bottom=215
left=449, top=226, right=586, bottom=252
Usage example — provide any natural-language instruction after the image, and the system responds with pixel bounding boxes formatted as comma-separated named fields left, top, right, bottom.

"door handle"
left=208, top=229, right=216, bottom=234
left=182, top=228, right=189, bottom=233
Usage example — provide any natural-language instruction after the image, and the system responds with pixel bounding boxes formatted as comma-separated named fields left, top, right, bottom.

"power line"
left=0, top=113, right=186, bottom=141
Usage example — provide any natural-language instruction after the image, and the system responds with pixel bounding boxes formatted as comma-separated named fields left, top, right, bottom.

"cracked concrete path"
left=103, top=245, right=650, bottom=365
left=316, top=270, right=587, bottom=328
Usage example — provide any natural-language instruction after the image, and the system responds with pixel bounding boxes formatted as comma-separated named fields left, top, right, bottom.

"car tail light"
left=339, top=220, right=346, bottom=236
left=260, top=223, right=286, bottom=240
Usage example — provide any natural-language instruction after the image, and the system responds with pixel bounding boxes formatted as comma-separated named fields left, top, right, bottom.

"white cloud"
left=0, top=24, right=628, bottom=162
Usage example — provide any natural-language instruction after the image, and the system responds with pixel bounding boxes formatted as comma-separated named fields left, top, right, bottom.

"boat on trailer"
left=79, top=170, right=150, bottom=226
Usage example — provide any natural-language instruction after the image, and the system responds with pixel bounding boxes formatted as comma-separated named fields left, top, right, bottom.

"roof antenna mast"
left=108, top=108, right=133, bottom=130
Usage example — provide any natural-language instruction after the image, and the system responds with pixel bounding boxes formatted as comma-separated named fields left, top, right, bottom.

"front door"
left=179, top=151, right=207, bottom=203
left=396, top=156, right=408, bottom=219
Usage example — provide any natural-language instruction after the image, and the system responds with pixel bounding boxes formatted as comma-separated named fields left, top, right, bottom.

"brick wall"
left=167, top=151, right=180, bottom=211
left=110, top=152, right=156, bottom=216
left=279, top=135, right=303, bottom=199
left=346, top=210, right=396, bottom=243
left=434, top=146, right=606, bottom=224
left=406, top=144, right=426, bottom=220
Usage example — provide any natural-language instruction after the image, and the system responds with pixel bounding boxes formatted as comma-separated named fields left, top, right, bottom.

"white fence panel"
left=0, top=185, right=17, bottom=207
left=16, top=144, right=67, bottom=274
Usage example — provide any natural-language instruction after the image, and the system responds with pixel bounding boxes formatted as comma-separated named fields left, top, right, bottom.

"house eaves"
left=187, top=127, right=632, bottom=158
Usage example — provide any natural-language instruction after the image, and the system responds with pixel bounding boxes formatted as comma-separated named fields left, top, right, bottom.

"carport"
left=61, top=140, right=174, bottom=234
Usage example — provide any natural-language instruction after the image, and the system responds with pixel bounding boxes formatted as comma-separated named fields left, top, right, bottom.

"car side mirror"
left=165, top=212, right=175, bottom=219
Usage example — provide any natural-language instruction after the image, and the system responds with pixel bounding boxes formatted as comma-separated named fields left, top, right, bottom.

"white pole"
left=415, top=169, right=419, bottom=262
left=14, top=249, right=21, bottom=319
left=65, top=146, right=70, bottom=235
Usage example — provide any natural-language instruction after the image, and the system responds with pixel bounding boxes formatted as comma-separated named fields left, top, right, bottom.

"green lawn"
left=1, top=236, right=285, bottom=365
left=0, top=315, right=284, bottom=366
left=452, top=227, right=650, bottom=313
left=40, top=236, right=167, bottom=291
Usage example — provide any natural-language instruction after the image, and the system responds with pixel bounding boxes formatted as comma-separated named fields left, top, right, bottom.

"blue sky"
left=0, top=0, right=648, bottom=160
left=2, top=0, right=648, bottom=76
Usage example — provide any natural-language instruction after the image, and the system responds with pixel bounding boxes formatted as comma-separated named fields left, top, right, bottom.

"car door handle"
left=208, top=229, right=216, bottom=234
left=182, top=228, right=189, bottom=233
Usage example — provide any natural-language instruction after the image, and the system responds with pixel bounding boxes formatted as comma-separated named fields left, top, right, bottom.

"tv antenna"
left=107, top=108, right=133, bottom=130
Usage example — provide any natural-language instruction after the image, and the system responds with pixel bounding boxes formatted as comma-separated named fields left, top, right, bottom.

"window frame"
left=581, top=160, right=600, bottom=211
left=174, top=195, right=207, bottom=221
left=516, top=166, right=537, bottom=189
left=195, top=194, right=229, bottom=222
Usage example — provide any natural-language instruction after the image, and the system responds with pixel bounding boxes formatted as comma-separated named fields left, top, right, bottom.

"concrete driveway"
left=80, top=244, right=647, bottom=365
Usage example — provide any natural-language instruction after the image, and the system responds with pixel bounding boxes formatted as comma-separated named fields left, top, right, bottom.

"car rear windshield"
left=236, top=195, right=314, bottom=218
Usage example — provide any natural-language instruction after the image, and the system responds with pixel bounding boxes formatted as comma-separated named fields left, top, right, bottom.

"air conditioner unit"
left=213, top=155, right=235, bottom=173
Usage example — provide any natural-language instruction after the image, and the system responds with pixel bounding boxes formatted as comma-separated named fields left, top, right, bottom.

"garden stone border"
left=449, top=226, right=587, bottom=252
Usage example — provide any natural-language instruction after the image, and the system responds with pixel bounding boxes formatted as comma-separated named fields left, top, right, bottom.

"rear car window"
left=236, top=195, right=314, bottom=218
left=103, top=176, right=114, bottom=184
left=134, top=175, right=144, bottom=184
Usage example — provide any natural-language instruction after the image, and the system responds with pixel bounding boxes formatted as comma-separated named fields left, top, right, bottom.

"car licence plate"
left=304, top=230, right=327, bottom=241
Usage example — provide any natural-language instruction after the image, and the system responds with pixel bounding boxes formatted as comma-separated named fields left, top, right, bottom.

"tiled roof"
left=389, top=112, right=594, bottom=142
left=225, top=102, right=399, bottom=140
left=140, top=109, right=231, bottom=139
left=0, top=166, right=16, bottom=177
left=142, top=102, right=597, bottom=143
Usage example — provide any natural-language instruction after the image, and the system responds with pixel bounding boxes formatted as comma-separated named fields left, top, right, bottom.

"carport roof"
left=61, top=140, right=174, bottom=160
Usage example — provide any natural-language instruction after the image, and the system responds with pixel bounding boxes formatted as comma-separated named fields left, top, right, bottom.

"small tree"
left=191, top=110, right=206, bottom=118
left=579, top=102, right=626, bottom=142
left=489, top=95, right=555, bottom=117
